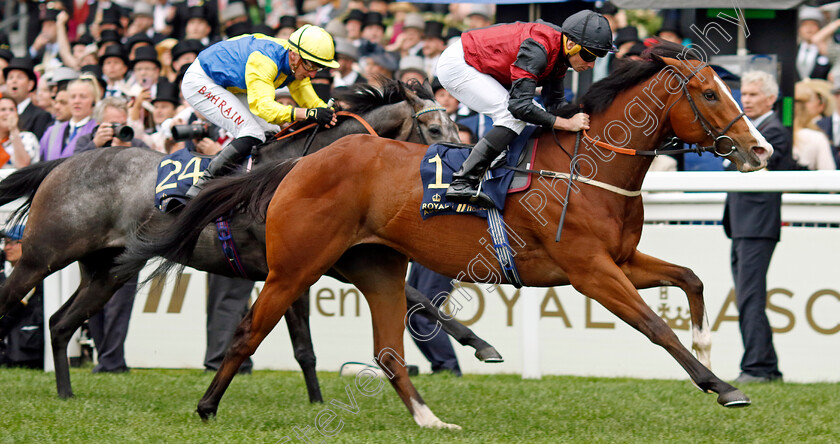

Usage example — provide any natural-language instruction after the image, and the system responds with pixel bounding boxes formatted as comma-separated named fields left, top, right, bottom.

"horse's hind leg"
left=284, top=290, right=323, bottom=403
left=335, top=246, right=460, bottom=429
left=405, top=284, right=503, bottom=363
left=569, top=258, right=749, bottom=408
left=622, top=250, right=711, bottom=369
left=50, top=252, right=133, bottom=398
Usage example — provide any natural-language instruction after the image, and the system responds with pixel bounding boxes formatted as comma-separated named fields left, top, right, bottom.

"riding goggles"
left=580, top=46, right=608, bottom=63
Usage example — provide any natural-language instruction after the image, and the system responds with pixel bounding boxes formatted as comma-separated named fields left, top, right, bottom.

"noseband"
left=410, top=105, right=447, bottom=144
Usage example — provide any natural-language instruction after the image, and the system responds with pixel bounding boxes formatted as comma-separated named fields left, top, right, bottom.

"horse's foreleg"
left=196, top=273, right=304, bottom=420
left=0, top=256, right=54, bottom=317
left=405, top=284, right=503, bottom=363
left=622, top=251, right=711, bottom=369
left=284, top=289, right=323, bottom=403
left=336, top=247, right=460, bottom=429
left=569, top=259, right=749, bottom=408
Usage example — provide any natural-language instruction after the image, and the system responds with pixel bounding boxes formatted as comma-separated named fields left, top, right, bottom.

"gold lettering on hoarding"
left=806, top=290, right=840, bottom=334
left=541, top=288, right=572, bottom=327
left=316, top=288, right=335, bottom=317
left=496, top=285, right=520, bottom=326
left=767, top=288, right=794, bottom=333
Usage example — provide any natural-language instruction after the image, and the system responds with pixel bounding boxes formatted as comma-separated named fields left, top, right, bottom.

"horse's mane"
left=557, top=39, right=701, bottom=116
left=334, top=79, right=433, bottom=115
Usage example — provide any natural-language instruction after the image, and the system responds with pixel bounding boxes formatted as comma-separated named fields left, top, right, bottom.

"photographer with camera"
left=75, top=97, right=150, bottom=152
left=181, top=26, right=340, bottom=198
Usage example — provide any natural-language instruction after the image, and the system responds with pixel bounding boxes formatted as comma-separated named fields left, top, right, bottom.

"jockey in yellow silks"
left=181, top=25, right=340, bottom=197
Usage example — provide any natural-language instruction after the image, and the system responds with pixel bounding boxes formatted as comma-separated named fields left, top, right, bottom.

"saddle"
left=419, top=125, right=539, bottom=219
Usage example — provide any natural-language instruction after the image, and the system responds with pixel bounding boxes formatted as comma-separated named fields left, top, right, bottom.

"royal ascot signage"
left=125, top=225, right=839, bottom=382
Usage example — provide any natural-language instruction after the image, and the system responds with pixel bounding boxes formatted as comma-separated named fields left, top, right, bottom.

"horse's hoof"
left=475, top=346, right=504, bottom=363
left=196, top=406, right=217, bottom=421
left=717, top=389, right=751, bottom=408
left=421, top=421, right=462, bottom=430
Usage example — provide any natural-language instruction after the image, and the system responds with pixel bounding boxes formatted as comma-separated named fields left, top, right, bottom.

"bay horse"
left=0, top=80, right=500, bottom=401
left=121, top=42, right=775, bottom=428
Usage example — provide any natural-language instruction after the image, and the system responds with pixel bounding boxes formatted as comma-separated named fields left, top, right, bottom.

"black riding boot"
left=445, top=127, right=518, bottom=208
left=186, top=136, right=260, bottom=198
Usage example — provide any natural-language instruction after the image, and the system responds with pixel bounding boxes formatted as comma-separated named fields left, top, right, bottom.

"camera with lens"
left=109, top=124, right=134, bottom=142
left=171, top=123, right=221, bottom=142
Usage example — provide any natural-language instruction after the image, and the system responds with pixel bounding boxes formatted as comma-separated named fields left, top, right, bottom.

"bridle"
left=581, top=60, right=745, bottom=158
left=410, top=104, right=447, bottom=145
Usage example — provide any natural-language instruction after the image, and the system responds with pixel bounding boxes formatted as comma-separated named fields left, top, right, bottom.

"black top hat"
left=171, top=39, right=204, bottom=61
left=595, top=1, right=619, bottom=16
left=187, top=6, right=208, bottom=22
left=99, top=44, right=128, bottom=66
left=42, top=8, right=61, bottom=22
left=614, top=26, right=639, bottom=47
left=131, top=45, right=162, bottom=69
left=101, top=6, right=123, bottom=26
left=0, top=47, right=13, bottom=64
left=3, top=58, right=38, bottom=90
left=152, top=79, right=180, bottom=105
left=445, top=27, right=462, bottom=41
left=72, top=33, right=95, bottom=47
left=80, top=64, right=108, bottom=94
left=225, top=21, right=251, bottom=38
left=251, top=24, right=274, bottom=36
left=99, top=29, right=122, bottom=45
left=423, top=21, right=445, bottom=41
left=658, top=18, right=683, bottom=39
left=363, top=12, right=384, bottom=29
left=344, top=9, right=366, bottom=24
left=278, top=15, right=297, bottom=30
left=431, top=76, right=444, bottom=93
left=126, top=33, right=154, bottom=52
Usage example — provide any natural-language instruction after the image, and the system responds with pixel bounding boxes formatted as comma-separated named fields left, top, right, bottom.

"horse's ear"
left=421, top=79, right=434, bottom=98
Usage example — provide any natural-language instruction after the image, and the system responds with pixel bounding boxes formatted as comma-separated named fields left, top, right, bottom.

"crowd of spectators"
left=1, top=0, right=838, bottom=374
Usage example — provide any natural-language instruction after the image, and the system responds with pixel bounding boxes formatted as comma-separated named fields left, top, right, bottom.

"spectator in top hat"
left=127, top=1, right=165, bottom=44
left=0, top=225, right=45, bottom=370
left=396, top=55, right=428, bottom=84
left=98, top=30, right=123, bottom=57
left=332, top=38, right=366, bottom=88
left=3, top=58, right=54, bottom=139
left=796, top=7, right=834, bottom=80
left=221, top=2, right=252, bottom=39
left=130, top=46, right=162, bottom=98
left=30, top=7, right=62, bottom=70
left=387, top=13, right=424, bottom=58
left=364, top=52, right=399, bottom=87
left=143, top=79, right=181, bottom=153
left=465, top=4, right=494, bottom=30
left=98, top=5, right=126, bottom=35
left=100, top=45, right=130, bottom=98
left=276, top=16, right=298, bottom=40
left=170, top=40, right=204, bottom=82
left=125, top=33, right=155, bottom=61
left=0, top=96, right=40, bottom=168
left=421, top=21, right=447, bottom=78
left=359, top=12, right=387, bottom=57
left=657, top=10, right=684, bottom=45
left=343, top=9, right=366, bottom=43
left=185, top=6, right=218, bottom=46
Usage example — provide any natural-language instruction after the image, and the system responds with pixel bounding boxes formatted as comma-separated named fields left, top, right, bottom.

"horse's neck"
left=258, top=103, right=409, bottom=164
left=581, top=82, right=677, bottom=191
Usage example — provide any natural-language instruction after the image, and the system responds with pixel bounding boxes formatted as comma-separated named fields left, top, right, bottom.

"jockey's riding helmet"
left=561, top=10, right=616, bottom=58
left=287, top=24, right=341, bottom=69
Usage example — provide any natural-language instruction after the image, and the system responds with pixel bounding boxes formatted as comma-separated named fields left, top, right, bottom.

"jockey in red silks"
left=436, top=10, right=616, bottom=208
left=181, top=25, right=340, bottom=198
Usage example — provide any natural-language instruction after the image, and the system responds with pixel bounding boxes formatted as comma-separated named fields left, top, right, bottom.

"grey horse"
left=0, top=80, right=502, bottom=401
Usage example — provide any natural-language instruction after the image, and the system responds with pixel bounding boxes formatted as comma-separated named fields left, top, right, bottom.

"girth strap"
left=215, top=217, right=250, bottom=279
left=483, top=171, right=523, bottom=288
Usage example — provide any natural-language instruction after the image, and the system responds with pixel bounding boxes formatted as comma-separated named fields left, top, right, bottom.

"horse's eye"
left=428, top=126, right=442, bottom=136
left=703, top=90, right=717, bottom=101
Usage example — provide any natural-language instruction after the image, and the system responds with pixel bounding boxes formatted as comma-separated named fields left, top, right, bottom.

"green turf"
left=0, top=368, right=837, bottom=443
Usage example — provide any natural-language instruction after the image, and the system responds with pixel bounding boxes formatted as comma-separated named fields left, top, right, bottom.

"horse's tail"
left=116, top=159, right=300, bottom=281
left=0, top=158, right=68, bottom=226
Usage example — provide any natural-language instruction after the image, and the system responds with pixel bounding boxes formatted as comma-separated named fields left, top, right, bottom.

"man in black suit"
left=723, top=71, right=796, bottom=384
left=3, top=58, right=53, bottom=139
left=815, top=79, right=840, bottom=169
